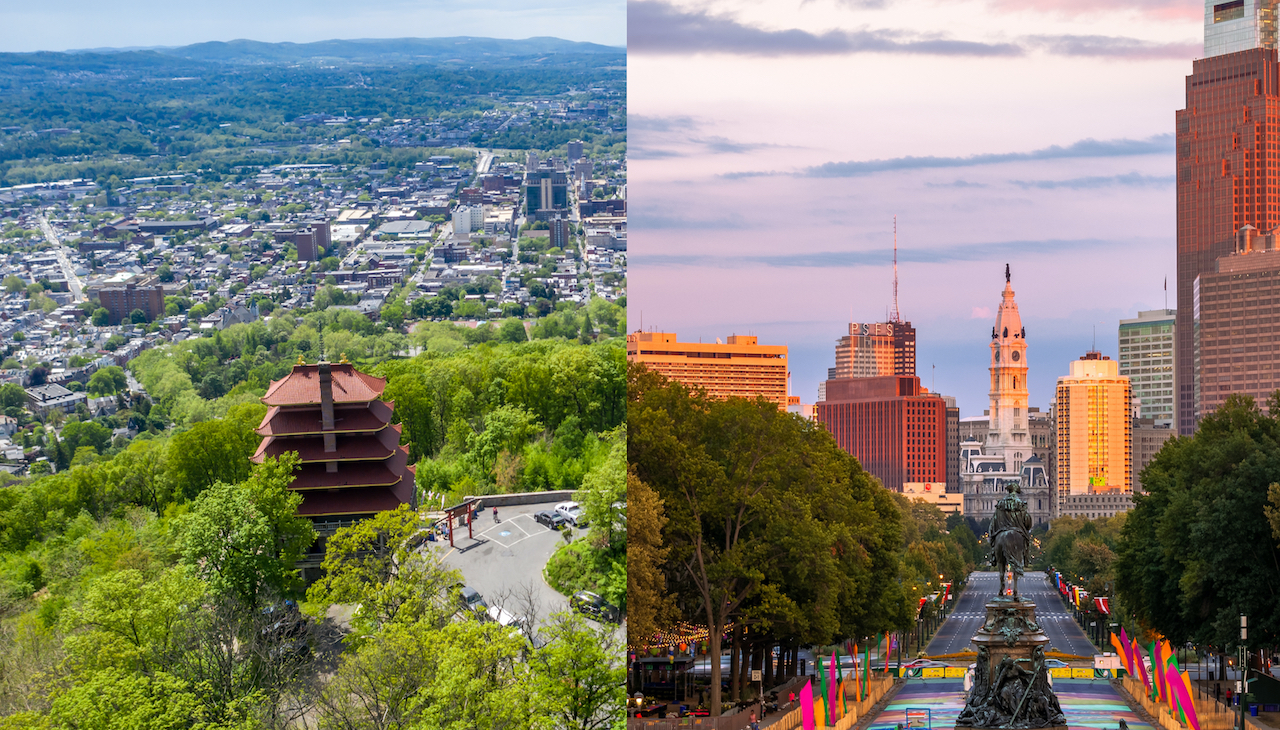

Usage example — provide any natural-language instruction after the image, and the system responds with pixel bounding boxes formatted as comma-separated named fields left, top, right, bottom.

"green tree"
left=177, top=453, right=314, bottom=605
left=307, top=505, right=461, bottom=631
left=92, top=307, right=110, bottom=326
left=0, top=383, right=25, bottom=410
left=165, top=403, right=263, bottom=500
left=1115, top=393, right=1280, bottom=650
left=87, top=366, right=127, bottom=396
left=60, top=567, right=207, bottom=676
left=156, top=264, right=174, bottom=283
left=628, top=365, right=908, bottom=713
left=129, top=309, right=148, bottom=325
left=528, top=612, right=626, bottom=730
left=498, top=318, right=528, bottom=343
left=45, top=667, right=204, bottom=730
left=2, top=276, right=24, bottom=294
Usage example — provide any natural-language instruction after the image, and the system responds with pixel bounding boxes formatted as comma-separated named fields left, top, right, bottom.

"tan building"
left=1131, top=418, right=1175, bottom=492
left=627, top=331, right=788, bottom=409
left=1193, top=232, right=1280, bottom=424
left=902, top=482, right=962, bottom=514
left=1055, top=352, right=1132, bottom=512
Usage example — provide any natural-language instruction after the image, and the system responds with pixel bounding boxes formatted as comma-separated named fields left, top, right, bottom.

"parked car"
left=570, top=590, right=620, bottom=623
left=459, top=586, right=487, bottom=613
left=486, top=604, right=528, bottom=637
left=555, top=501, right=587, bottom=527
left=534, top=510, right=567, bottom=529
left=1044, top=659, right=1069, bottom=668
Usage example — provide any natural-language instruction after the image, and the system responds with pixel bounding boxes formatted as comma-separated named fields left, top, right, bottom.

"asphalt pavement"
left=925, top=571, right=1097, bottom=658
left=437, top=503, right=571, bottom=629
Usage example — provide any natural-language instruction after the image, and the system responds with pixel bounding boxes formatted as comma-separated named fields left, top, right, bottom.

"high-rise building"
left=523, top=167, right=568, bottom=220
left=549, top=217, right=571, bottom=250
left=1055, top=352, right=1133, bottom=512
left=963, top=268, right=1054, bottom=523
left=961, top=267, right=1053, bottom=526
left=816, top=375, right=947, bottom=492
left=567, top=139, right=584, bottom=162
left=1118, top=309, right=1175, bottom=427
left=831, top=321, right=916, bottom=379
left=941, top=395, right=961, bottom=494
left=1176, top=0, right=1280, bottom=434
left=1193, top=237, right=1280, bottom=416
left=97, top=276, right=165, bottom=325
left=626, top=332, right=789, bottom=409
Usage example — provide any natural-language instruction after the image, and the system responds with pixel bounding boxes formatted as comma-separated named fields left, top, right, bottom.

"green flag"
left=816, top=653, right=829, bottom=726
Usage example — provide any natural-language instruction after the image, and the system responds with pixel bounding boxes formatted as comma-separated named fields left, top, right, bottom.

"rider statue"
left=988, top=481, right=1033, bottom=600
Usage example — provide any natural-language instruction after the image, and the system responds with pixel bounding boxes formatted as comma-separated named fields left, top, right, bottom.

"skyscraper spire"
left=891, top=216, right=900, bottom=323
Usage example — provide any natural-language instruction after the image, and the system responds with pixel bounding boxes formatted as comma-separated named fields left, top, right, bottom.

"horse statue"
left=988, top=481, right=1033, bottom=600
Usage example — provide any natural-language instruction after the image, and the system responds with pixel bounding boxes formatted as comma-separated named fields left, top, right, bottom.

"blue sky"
left=0, top=0, right=625, bottom=52
left=627, top=0, right=1197, bottom=416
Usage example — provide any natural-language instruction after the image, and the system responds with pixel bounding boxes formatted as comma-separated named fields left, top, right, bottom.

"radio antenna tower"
left=890, top=216, right=901, bottom=323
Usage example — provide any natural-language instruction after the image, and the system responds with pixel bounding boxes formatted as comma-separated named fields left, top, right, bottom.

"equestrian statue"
left=988, top=481, right=1033, bottom=600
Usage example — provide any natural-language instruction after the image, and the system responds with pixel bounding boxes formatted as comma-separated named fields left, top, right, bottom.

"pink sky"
left=627, top=0, right=1199, bottom=415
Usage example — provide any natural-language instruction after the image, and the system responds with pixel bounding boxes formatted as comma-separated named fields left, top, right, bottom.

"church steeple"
left=987, top=265, right=1030, bottom=471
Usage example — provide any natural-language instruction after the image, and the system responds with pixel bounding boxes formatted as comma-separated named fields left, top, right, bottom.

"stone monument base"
left=955, top=598, right=1067, bottom=730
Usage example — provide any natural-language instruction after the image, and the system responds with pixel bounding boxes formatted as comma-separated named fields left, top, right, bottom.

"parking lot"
left=436, top=501, right=580, bottom=633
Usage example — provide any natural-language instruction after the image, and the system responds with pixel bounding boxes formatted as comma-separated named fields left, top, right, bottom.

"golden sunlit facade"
left=626, top=331, right=789, bottom=409
left=1055, top=352, right=1133, bottom=510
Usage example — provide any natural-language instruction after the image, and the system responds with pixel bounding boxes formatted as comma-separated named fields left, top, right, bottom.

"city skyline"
left=0, top=0, right=625, bottom=52
left=628, top=0, right=1197, bottom=416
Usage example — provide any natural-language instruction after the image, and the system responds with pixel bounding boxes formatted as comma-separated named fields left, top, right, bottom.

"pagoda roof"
left=256, top=400, right=395, bottom=437
left=262, top=362, right=386, bottom=407
left=289, top=446, right=412, bottom=490
left=295, top=482, right=411, bottom=517
left=252, top=423, right=403, bottom=464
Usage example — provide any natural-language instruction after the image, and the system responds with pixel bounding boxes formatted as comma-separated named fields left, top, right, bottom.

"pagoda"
left=253, top=359, right=416, bottom=577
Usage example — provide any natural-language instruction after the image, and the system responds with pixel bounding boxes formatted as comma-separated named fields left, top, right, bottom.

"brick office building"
left=1176, top=3, right=1280, bottom=433
left=98, top=277, right=164, bottom=324
left=816, top=375, right=947, bottom=492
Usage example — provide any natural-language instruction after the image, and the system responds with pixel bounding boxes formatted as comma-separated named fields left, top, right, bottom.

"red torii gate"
left=441, top=498, right=481, bottom=548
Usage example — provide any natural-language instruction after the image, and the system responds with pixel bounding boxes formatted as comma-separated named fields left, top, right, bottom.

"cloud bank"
left=628, top=1, right=1194, bottom=60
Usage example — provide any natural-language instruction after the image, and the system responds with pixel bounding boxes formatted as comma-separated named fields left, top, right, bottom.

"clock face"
left=994, top=350, right=1001, bottom=362
left=1012, top=351, right=1021, bottom=362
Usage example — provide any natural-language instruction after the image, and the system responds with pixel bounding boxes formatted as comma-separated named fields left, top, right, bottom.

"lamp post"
left=1233, top=614, right=1244, bottom=727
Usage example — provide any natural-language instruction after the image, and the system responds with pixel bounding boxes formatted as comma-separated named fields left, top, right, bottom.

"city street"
left=926, top=571, right=1097, bottom=657
left=36, top=215, right=85, bottom=302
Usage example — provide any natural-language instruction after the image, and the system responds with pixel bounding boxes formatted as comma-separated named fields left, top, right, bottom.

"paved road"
left=37, top=215, right=85, bottom=302
left=925, top=572, right=995, bottom=655
left=925, top=571, right=1096, bottom=658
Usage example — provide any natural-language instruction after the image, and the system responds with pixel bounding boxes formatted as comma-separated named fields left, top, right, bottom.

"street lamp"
left=1238, top=614, right=1248, bottom=730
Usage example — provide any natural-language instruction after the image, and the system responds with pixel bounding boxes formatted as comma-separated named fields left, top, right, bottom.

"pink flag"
left=1119, top=628, right=1136, bottom=677
left=829, top=651, right=840, bottom=722
left=801, top=678, right=816, bottom=730
left=1165, top=660, right=1200, bottom=730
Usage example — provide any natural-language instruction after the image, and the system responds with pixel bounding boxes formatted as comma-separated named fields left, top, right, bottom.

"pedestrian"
left=749, top=713, right=759, bottom=730
left=493, top=505, right=499, bottom=522
left=1119, top=719, right=1128, bottom=730
left=788, top=691, right=796, bottom=708
left=1227, top=688, right=1234, bottom=706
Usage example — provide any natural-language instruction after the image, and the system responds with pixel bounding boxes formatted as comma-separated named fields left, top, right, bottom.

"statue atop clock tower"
left=988, top=265, right=1030, bottom=472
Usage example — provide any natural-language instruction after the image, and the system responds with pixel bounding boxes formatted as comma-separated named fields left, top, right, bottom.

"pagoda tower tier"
left=253, top=362, right=416, bottom=532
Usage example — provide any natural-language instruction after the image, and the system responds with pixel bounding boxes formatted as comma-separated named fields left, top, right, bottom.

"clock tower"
left=988, top=264, right=1030, bottom=473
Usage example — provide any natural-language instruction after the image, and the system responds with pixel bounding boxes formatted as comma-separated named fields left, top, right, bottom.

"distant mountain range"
left=63, top=36, right=624, bottom=65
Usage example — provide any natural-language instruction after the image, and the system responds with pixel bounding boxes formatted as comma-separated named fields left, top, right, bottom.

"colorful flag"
left=864, top=640, right=871, bottom=698
left=816, top=653, right=828, bottom=727
left=801, top=678, right=816, bottom=730
left=829, top=650, right=841, bottom=722
left=1132, top=636, right=1150, bottom=692
left=1110, top=631, right=1129, bottom=674
left=1119, top=628, right=1136, bottom=677
left=1169, top=664, right=1201, bottom=730
left=1165, top=652, right=1184, bottom=722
